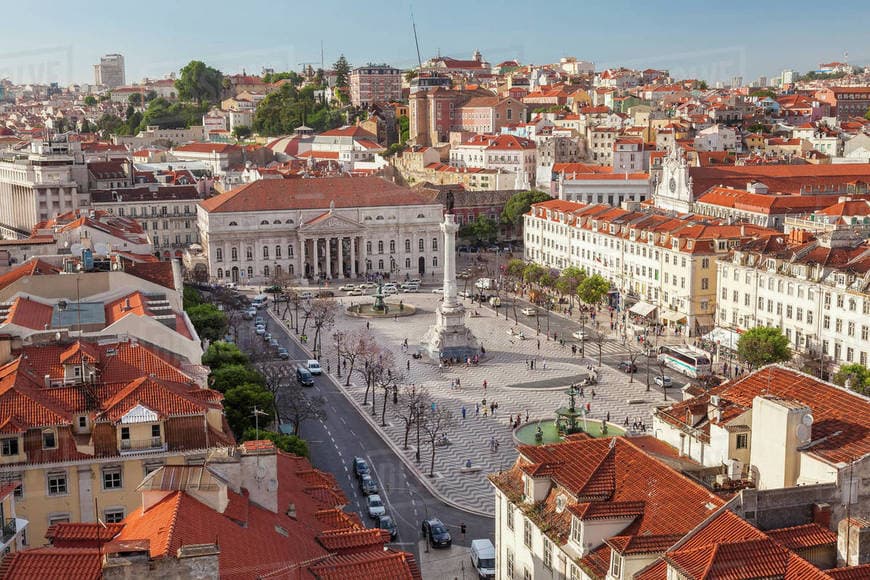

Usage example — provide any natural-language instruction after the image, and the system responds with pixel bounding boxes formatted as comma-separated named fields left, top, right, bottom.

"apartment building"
left=716, top=229, right=870, bottom=370
left=0, top=337, right=232, bottom=547
left=0, top=135, right=89, bottom=238
left=524, top=199, right=776, bottom=335
left=449, top=134, right=537, bottom=184
left=553, top=163, right=651, bottom=206
left=93, top=54, right=125, bottom=89
left=89, top=184, right=202, bottom=259
left=349, top=64, right=402, bottom=107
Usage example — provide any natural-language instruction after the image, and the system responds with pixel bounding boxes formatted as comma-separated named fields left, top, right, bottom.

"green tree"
left=747, top=122, right=766, bottom=133
left=505, top=258, right=525, bottom=279
left=211, top=364, right=264, bottom=393
left=865, top=107, right=870, bottom=121
left=750, top=89, right=776, bottom=99
left=333, top=54, right=351, bottom=88
left=83, top=95, right=97, bottom=106
left=224, top=383, right=274, bottom=437
left=461, top=215, right=498, bottom=245
left=576, top=274, right=610, bottom=306
left=241, top=428, right=309, bottom=457
left=139, top=97, right=208, bottom=130
left=232, top=125, right=252, bottom=140
left=556, top=266, right=586, bottom=302
left=186, top=303, right=227, bottom=341
left=832, top=364, right=870, bottom=395
left=736, top=326, right=791, bottom=371
left=522, top=263, right=546, bottom=286
left=202, top=340, right=248, bottom=369
left=176, top=60, right=223, bottom=105
left=183, top=286, right=203, bottom=309
left=96, top=113, right=124, bottom=135
left=501, top=190, right=552, bottom=227
left=128, top=92, right=143, bottom=106
left=404, top=70, right=418, bottom=83
left=253, top=83, right=343, bottom=135
left=79, top=119, right=95, bottom=133
left=397, top=115, right=409, bottom=142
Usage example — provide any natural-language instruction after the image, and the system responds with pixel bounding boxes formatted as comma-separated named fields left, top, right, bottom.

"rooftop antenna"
left=321, top=40, right=324, bottom=72
left=410, top=7, right=424, bottom=72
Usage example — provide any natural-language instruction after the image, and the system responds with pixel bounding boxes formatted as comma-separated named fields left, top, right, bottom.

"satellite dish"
left=70, top=243, right=83, bottom=255
left=802, top=414, right=814, bottom=427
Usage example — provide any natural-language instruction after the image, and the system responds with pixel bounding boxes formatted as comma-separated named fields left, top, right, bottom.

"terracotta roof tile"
left=767, top=523, right=838, bottom=551
left=45, top=522, right=125, bottom=548
left=0, top=547, right=102, bottom=580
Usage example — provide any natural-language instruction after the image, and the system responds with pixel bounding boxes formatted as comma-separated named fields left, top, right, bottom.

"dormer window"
left=571, top=517, right=582, bottom=544
left=42, top=429, right=56, bottom=449
left=610, top=551, right=623, bottom=578
left=523, top=475, right=531, bottom=501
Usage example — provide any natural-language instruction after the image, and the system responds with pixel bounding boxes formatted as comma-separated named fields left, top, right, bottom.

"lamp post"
left=334, top=331, right=344, bottom=379
left=414, top=401, right=423, bottom=464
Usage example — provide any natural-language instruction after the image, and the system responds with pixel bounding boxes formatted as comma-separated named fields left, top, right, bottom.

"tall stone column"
left=350, top=237, right=357, bottom=278
left=313, top=238, right=320, bottom=278
left=299, top=237, right=306, bottom=278
left=338, top=236, right=345, bottom=278
left=325, top=237, right=332, bottom=279
left=442, top=214, right=460, bottom=308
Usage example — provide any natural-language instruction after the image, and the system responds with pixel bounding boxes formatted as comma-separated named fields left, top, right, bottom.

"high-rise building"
left=781, top=68, right=796, bottom=85
left=730, top=75, right=743, bottom=88
left=93, top=53, right=125, bottom=88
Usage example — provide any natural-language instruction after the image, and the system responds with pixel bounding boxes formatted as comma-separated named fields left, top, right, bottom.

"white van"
left=470, top=539, right=495, bottom=579
left=251, top=294, right=269, bottom=309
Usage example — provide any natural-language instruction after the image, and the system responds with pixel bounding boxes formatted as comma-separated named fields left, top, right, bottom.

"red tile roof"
left=667, top=538, right=792, bottom=580
left=199, top=177, right=433, bottom=213
left=173, top=142, right=240, bottom=154
left=45, top=522, right=125, bottom=548
left=0, top=547, right=102, bottom=580
left=0, top=259, right=62, bottom=291
left=689, top=163, right=870, bottom=196
left=3, top=296, right=53, bottom=330
left=767, top=523, right=838, bottom=551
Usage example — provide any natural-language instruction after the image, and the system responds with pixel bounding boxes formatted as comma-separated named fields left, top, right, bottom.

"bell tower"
left=654, top=145, right=693, bottom=213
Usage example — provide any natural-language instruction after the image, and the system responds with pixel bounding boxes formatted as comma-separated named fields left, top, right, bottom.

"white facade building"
left=198, top=177, right=444, bottom=285
left=94, top=54, right=125, bottom=88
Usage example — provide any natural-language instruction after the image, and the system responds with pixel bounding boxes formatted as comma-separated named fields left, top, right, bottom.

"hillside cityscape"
left=0, top=6, right=869, bottom=580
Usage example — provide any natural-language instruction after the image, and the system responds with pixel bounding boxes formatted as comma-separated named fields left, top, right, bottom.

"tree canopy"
left=242, top=428, right=309, bottom=457
left=736, top=326, right=791, bottom=371
left=176, top=60, right=223, bottom=105
left=262, top=71, right=302, bottom=85
left=224, top=383, right=275, bottom=437
left=501, top=190, right=552, bottom=226
left=832, top=363, right=870, bottom=395
left=333, top=54, right=351, bottom=89
left=253, top=83, right=344, bottom=136
left=576, top=274, right=610, bottom=305
left=186, top=303, right=228, bottom=341
left=140, top=97, right=209, bottom=130
left=202, top=341, right=249, bottom=369
left=460, top=215, right=498, bottom=245
left=211, top=364, right=264, bottom=393
left=232, top=125, right=252, bottom=140
left=83, top=95, right=97, bottom=106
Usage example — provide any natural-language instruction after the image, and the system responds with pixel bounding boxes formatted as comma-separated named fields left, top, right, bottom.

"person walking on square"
left=483, top=379, right=487, bottom=392
left=462, top=406, right=467, bottom=420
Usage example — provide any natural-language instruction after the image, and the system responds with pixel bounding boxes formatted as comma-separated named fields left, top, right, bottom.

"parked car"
left=269, top=338, right=280, bottom=348
left=255, top=325, right=266, bottom=335
left=254, top=316, right=265, bottom=325
left=296, top=367, right=314, bottom=387
left=410, top=278, right=421, bottom=285
left=366, top=494, right=386, bottom=519
left=263, top=333, right=272, bottom=342
left=403, top=285, right=419, bottom=293
left=521, top=307, right=537, bottom=316
left=383, top=287, right=398, bottom=296
left=347, top=289, right=363, bottom=296
left=352, top=456, right=369, bottom=479
left=276, top=348, right=290, bottom=360
left=339, top=284, right=356, bottom=291
left=299, top=291, right=314, bottom=299
left=571, top=330, right=588, bottom=341
left=422, top=518, right=452, bottom=548
left=307, top=360, right=322, bottom=375
left=433, top=288, right=444, bottom=294
left=618, top=361, right=638, bottom=373
left=471, top=539, right=496, bottom=579
left=359, top=474, right=378, bottom=495
left=378, top=515, right=398, bottom=541
left=654, top=375, right=673, bottom=387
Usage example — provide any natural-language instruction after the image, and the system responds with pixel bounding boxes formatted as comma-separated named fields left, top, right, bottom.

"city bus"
left=657, top=346, right=712, bottom=378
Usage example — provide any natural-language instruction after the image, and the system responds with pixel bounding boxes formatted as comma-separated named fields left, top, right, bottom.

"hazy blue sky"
left=1, top=0, right=867, bottom=86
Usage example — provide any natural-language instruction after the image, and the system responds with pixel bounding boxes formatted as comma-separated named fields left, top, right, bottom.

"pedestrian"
left=525, top=411, right=529, bottom=422
left=483, top=406, right=488, bottom=417
left=462, top=406, right=467, bottom=419
left=624, top=416, right=629, bottom=426
left=407, top=360, right=410, bottom=371
left=606, top=411, right=611, bottom=422
left=483, top=379, right=487, bottom=391
left=366, top=321, right=370, bottom=329
left=586, top=402, right=591, bottom=413
left=490, top=402, right=495, bottom=414
left=537, top=339, right=541, bottom=350
left=431, top=402, right=436, bottom=413
left=475, top=403, right=480, bottom=416
left=456, top=377, right=461, bottom=388
left=542, top=360, right=547, bottom=370
left=525, top=359, right=529, bottom=370
left=591, top=389, right=596, bottom=398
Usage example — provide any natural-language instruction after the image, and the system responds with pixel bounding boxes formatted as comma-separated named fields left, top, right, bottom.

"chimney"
left=838, top=517, right=870, bottom=566
left=813, top=503, right=831, bottom=529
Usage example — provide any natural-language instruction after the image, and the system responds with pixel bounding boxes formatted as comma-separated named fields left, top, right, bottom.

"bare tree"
left=277, top=379, right=326, bottom=437
left=588, top=329, right=607, bottom=367
left=253, top=360, right=294, bottom=421
left=337, top=330, right=377, bottom=387
left=625, top=343, right=641, bottom=384
left=423, top=407, right=455, bottom=477
left=370, top=350, right=403, bottom=426
left=309, top=299, right=337, bottom=355
left=356, top=341, right=384, bottom=405
left=396, top=384, right=430, bottom=450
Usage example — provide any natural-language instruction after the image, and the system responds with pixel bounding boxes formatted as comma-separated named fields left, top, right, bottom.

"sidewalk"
left=296, top=293, right=675, bottom=515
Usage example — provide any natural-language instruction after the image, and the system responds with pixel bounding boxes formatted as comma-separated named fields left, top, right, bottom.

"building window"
left=42, top=429, right=56, bottom=449
left=231, top=247, right=238, bottom=261
left=610, top=552, right=622, bottom=578
left=736, top=433, right=748, bottom=449
left=264, top=265, right=270, bottom=278
left=275, top=245, right=281, bottom=259
left=390, top=240, right=396, bottom=253
left=701, top=277, right=709, bottom=290
left=405, top=239, right=411, bottom=253
left=433, top=256, right=438, bottom=267
left=47, top=472, right=68, bottom=495
left=48, top=514, right=70, bottom=526
left=571, top=564, right=581, bottom=580
left=378, top=241, right=384, bottom=254
left=246, top=247, right=253, bottom=261
left=432, top=238, right=438, bottom=251
left=103, top=466, right=122, bottom=490
left=288, top=245, right=294, bottom=257
left=378, top=259, right=384, bottom=270
left=405, top=258, right=411, bottom=268
left=543, top=538, right=553, bottom=569
left=523, top=519, right=532, bottom=548
left=419, top=238, right=425, bottom=251
left=247, top=267, right=253, bottom=278
left=506, top=502, right=515, bottom=530
left=506, top=548, right=514, bottom=579
left=1, top=437, right=19, bottom=456
left=104, top=508, right=125, bottom=523
left=151, top=424, right=161, bottom=438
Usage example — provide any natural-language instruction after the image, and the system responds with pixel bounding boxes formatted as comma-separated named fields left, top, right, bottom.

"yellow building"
left=0, top=338, right=232, bottom=548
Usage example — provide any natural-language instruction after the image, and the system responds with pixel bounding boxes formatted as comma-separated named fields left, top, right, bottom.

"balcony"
left=119, top=437, right=167, bottom=455
left=1, top=517, right=28, bottom=550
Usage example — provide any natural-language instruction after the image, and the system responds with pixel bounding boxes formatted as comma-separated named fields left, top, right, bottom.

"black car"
left=352, top=456, right=370, bottom=479
left=296, top=367, right=315, bottom=387
left=618, top=361, right=638, bottom=373
left=359, top=474, right=378, bottom=495
left=379, top=515, right=398, bottom=540
left=422, top=517, right=452, bottom=548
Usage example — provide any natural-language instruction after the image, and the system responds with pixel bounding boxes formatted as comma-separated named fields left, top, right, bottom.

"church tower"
left=653, top=145, right=694, bottom=213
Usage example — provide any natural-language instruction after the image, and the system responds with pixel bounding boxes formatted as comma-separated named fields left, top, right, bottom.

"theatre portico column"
left=313, top=238, right=320, bottom=278
left=338, top=236, right=345, bottom=278
left=325, top=237, right=332, bottom=279
left=350, top=237, right=357, bottom=278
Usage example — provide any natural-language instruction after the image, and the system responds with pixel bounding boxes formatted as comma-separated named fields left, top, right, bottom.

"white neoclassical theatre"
left=197, top=177, right=445, bottom=285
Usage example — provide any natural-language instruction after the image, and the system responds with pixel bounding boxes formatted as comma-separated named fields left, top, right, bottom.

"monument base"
left=420, top=302, right=480, bottom=362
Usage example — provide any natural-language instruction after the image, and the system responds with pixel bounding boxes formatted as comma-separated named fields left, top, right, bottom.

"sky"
left=1, top=0, right=868, bottom=86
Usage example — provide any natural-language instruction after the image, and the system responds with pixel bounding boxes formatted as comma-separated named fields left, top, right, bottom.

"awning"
left=702, top=327, right=741, bottom=350
left=661, top=310, right=687, bottom=323
left=629, top=301, right=657, bottom=317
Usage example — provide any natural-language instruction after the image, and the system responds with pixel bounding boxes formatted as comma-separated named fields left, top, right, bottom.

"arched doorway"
left=231, top=266, right=239, bottom=283
left=418, top=256, right=426, bottom=276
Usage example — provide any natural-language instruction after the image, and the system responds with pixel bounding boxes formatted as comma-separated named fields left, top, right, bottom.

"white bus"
left=251, top=294, right=269, bottom=309
left=657, top=346, right=712, bottom=378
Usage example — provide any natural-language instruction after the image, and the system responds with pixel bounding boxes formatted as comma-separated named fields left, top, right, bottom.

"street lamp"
left=334, top=331, right=344, bottom=379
